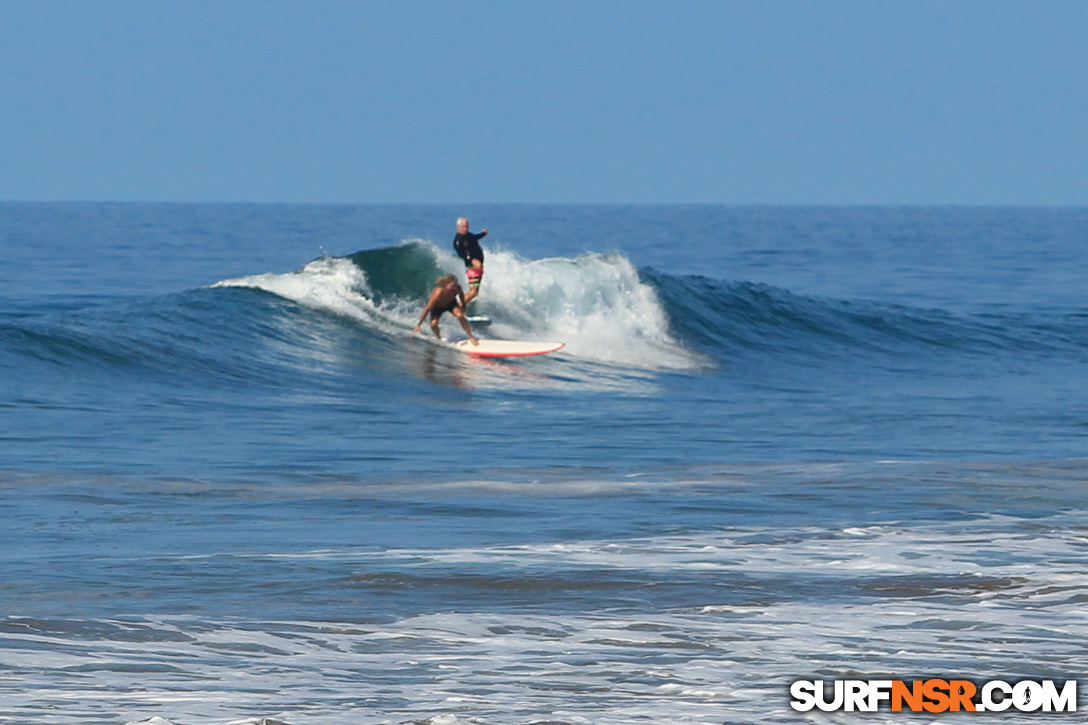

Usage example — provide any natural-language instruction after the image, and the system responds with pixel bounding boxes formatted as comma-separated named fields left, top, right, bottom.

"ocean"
left=1, top=203, right=1086, bottom=724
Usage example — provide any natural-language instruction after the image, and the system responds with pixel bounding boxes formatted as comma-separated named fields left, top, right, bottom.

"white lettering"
left=815, top=679, right=844, bottom=712
left=1041, top=680, right=1077, bottom=712
left=844, top=680, right=869, bottom=711
left=1014, top=680, right=1044, bottom=711
left=790, top=680, right=816, bottom=712
left=867, top=679, right=893, bottom=711
left=982, top=680, right=1012, bottom=711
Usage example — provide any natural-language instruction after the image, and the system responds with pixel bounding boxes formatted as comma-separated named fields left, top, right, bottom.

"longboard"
left=450, top=339, right=565, bottom=358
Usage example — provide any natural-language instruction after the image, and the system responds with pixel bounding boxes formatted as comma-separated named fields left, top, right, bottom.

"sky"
left=1, top=0, right=1086, bottom=205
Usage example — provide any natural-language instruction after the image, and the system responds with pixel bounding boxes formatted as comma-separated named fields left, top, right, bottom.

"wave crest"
left=213, top=242, right=704, bottom=370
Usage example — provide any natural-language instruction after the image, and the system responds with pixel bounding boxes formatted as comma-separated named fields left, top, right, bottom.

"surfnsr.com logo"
left=790, top=679, right=1077, bottom=713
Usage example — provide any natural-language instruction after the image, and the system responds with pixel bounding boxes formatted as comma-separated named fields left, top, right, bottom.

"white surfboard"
left=450, top=339, right=565, bottom=358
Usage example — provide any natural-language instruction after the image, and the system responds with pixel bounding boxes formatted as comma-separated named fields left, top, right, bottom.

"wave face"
left=213, top=241, right=703, bottom=370
left=7, top=240, right=1088, bottom=393
left=648, top=271, right=1088, bottom=362
left=206, top=240, right=1088, bottom=376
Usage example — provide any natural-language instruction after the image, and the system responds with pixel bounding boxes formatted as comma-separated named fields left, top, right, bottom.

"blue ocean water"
left=1, top=203, right=1087, bottom=723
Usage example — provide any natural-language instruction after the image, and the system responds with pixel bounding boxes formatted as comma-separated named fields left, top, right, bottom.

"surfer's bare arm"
left=413, top=293, right=437, bottom=332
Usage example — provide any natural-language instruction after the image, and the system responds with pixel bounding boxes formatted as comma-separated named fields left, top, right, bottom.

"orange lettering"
left=892, top=680, right=924, bottom=712
left=948, top=680, right=977, bottom=711
left=922, top=679, right=950, bottom=713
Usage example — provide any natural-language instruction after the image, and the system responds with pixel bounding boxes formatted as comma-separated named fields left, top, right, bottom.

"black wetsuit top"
left=452, top=230, right=487, bottom=267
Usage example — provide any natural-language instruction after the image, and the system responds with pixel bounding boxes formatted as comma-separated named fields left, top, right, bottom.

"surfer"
left=413, top=274, right=479, bottom=345
left=452, top=217, right=487, bottom=306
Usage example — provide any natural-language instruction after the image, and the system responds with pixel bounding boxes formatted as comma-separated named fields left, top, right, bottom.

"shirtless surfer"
left=413, top=274, right=479, bottom=345
left=452, top=217, right=487, bottom=306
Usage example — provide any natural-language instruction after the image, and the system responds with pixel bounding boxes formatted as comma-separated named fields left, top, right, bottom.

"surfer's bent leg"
left=452, top=307, right=478, bottom=345
left=464, top=266, right=483, bottom=305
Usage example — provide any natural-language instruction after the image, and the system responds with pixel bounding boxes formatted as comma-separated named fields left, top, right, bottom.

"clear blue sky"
left=2, top=0, right=1086, bottom=204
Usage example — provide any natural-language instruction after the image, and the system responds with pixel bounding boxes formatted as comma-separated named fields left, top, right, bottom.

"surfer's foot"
left=469, top=337, right=479, bottom=346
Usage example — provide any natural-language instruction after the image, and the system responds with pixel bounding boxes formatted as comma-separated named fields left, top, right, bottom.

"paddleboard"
left=450, top=339, right=565, bottom=358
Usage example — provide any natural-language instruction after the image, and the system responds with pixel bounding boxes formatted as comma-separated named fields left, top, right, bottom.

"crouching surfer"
left=413, top=274, right=479, bottom=345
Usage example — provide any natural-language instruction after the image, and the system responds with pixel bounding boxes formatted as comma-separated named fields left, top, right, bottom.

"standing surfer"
left=413, top=274, right=479, bottom=345
left=452, top=217, right=487, bottom=306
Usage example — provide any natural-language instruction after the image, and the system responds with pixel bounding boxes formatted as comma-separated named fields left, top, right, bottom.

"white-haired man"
left=452, top=217, right=487, bottom=306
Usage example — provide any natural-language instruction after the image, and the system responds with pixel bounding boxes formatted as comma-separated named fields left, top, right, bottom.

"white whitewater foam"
left=11, top=505, right=1088, bottom=725
left=477, top=247, right=701, bottom=369
left=210, top=254, right=394, bottom=326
